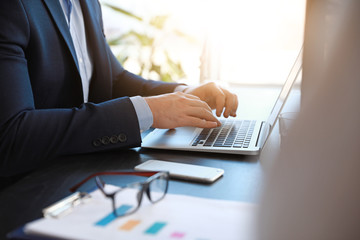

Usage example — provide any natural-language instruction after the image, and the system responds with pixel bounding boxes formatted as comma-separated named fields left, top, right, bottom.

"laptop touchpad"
left=146, top=127, right=198, bottom=147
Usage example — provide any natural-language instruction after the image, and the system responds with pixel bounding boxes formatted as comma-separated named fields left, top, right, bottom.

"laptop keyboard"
left=192, top=120, right=256, bottom=148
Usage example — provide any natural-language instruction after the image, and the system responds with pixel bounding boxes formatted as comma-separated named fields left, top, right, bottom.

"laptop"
left=142, top=47, right=303, bottom=155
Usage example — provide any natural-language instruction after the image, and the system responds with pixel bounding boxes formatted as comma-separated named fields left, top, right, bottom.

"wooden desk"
left=0, top=86, right=300, bottom=238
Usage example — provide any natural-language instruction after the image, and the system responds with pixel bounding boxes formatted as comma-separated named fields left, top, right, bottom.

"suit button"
left=101, top=136, right=110, bottom=145
left=110, top=135, right=118, bottom=144
left=118, top=133, right=127, bottom=143
left=93, top=138, right=102, bottom=147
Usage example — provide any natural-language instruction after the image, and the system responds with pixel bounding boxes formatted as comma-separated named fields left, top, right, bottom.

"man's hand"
left=182, top=82, right=238, bottom=118
left=145, top=92, right=221, bottom=129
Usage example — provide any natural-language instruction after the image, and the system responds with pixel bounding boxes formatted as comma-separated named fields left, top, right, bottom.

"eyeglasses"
left=69, top=171, right=169, bottom=217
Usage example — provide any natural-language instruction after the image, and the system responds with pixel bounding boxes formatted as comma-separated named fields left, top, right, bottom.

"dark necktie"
left=64, top=0, right=73, bottom=24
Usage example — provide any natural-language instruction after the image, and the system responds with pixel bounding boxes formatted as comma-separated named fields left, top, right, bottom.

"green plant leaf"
left=104, top=4, right=188, bottom=82
left=173, top=29, right=197, bottom=43
left=107, top=36, right=124, bottom=46
left=149, top=15, right=169, bottom=29
left=120, top=31, right=154, bottom=46
left=160, top=72, right=172, bottom=82
left=102, top=3, right=143, bottom=22
left=116, top=54, right=129, bottom=65
left=150, top=64, right=162, bottom=75
left=166, top=52, right=186, bottom=78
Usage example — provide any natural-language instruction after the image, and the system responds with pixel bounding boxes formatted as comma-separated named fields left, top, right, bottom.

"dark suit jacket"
left=0, top=0, right=179, bottom=176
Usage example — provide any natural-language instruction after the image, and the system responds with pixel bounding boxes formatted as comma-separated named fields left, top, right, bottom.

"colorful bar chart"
left=95, top=204, right=133, bottom=227
left=94, top=204, right=187, bottom=238
left=171, top=232, right=186, bottom=238
left=119, top=219, right=141, bottom=231
left=144, top=222, right=167, bottom=235
left=117, top=219, right=186, bottom=238
left=26, top=185, right=254, bottom=240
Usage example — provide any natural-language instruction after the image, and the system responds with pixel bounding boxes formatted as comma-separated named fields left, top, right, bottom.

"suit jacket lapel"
left=43, top=0, right=80, bottom=72
left=80, top=0, right=112, bottom=103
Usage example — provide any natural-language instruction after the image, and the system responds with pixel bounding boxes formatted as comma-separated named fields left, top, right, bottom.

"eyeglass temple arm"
left=69, top=171, right=160, bottom=193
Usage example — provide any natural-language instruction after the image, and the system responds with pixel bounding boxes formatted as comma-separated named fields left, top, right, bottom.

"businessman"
left=0, top=0, right=238, bottom=177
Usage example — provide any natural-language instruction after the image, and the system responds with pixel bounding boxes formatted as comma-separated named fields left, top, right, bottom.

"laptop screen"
left=266, top=47, right=303, bottom=132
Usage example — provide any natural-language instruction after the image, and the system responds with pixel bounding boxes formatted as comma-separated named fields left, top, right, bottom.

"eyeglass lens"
left=113, top=184, right=142, bottom=216
left=112, top=173, right=168, bottom=216
left=148, top=174, right=168, bottom=202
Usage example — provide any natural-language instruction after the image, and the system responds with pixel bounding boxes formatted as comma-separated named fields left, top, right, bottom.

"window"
left=100, top=0, right=306, bottom=86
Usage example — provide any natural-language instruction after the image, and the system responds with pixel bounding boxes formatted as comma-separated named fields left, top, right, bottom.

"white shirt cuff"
left=174, top=85, right=188, bottom=92
left=129, top=96, right=153, bottom=131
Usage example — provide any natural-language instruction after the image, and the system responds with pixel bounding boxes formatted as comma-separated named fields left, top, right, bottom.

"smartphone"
left=134, top=160, right=224, bottom=183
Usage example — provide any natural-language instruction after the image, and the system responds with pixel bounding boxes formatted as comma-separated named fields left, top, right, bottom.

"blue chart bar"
left=145, top=222, right=167, bottom=235
left=95, top=204, right=133, bottom=227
